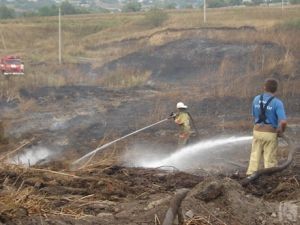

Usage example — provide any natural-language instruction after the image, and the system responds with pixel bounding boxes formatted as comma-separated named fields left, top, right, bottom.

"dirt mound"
left=181, top=169, right=300, bottom=225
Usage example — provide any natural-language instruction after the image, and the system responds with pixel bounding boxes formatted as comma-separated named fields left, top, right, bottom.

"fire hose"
left=241, top=135, right=297, bottom=186
left=72, top=118, right=170, bottom=166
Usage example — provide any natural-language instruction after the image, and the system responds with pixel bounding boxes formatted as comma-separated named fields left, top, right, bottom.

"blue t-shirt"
left=252, top=93, right=287, bottom=128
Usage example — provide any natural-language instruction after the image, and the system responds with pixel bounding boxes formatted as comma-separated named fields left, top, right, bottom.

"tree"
left=289, top=0, right=300, bottom=4
left=228, top=0, right=242, bottom=5
left=0, top=5, right=15, bottom=19
left=207, top=0, right=242, bottom=7
left=207, top=0, right=226, bottom=8
left=61, top=1, right=77, bottom=15
left=251, top=0, right=264, bottom=4
left=122, top=1, right=142, bottom=12
left=38, top=5, right=58, bottom=17
left=38, top=1, right=89, bottom=17
left=164, top=3, right=177, bottom=9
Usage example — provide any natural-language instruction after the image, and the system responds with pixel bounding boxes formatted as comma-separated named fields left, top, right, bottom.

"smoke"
left=9, top=146, right=55, bottom=166
left=50, top=117, right=69, bottom=130
left=123, top=136, right=252, bottom=171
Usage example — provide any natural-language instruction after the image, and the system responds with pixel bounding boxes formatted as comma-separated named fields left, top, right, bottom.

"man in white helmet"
left=170, top=102, right=192, bottom=147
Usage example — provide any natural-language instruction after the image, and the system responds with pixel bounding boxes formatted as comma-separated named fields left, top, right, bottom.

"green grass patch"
left=278, top=18, right=300, bottom=30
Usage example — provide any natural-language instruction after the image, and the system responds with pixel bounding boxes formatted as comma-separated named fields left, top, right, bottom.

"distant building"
left=68, top=0, right=90, bottom=7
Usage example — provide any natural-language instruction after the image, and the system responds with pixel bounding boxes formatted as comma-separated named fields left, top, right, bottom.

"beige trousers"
left=178, top=132, right=190, bottom=147
left=246, top=130, right=278, bottom=175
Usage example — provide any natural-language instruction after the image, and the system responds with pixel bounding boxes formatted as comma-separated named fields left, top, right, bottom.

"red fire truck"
left=0, top=56, right=24, bottom=75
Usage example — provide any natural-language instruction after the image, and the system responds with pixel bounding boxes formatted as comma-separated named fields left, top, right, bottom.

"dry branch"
left=28, top=168, right=81, bottom=179
left=185, top=216, right=212, bottom=225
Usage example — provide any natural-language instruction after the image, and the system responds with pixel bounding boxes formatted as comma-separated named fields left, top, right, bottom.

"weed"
left=277, top=18, right=300, bottom=30
left=100, top=66, right=151, bottom=89
left=140, top=8, right=169, bottom=28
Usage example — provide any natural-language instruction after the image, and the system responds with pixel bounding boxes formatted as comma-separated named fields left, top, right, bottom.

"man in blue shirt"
left=246, top=78, right=287, bottom=175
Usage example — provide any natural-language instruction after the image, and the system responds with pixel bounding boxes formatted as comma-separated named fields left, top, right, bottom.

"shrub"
left=143, top=8, right=168, bottom=28
left=122, top=1, right=142, bottom=12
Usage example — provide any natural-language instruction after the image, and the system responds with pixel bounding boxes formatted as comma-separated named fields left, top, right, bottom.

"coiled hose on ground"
left=241, top=135, right=297, bottom=186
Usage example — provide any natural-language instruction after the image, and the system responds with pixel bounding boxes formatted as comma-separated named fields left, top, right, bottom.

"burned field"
left=0, top=164, right=203, bottom=225
left=0, top=23, right=300, bottom=225
left=0, top=157, right=299, bottom=224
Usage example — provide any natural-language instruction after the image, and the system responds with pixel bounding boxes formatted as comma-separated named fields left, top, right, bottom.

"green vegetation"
left=0, top=1, right=91, bottom=18
left=122, top=1, right=142, bottom=12
left=152, top=0, right=201, bottom=9
left=279, top=18, right=300, bottom=30
left=60, top=1, right=89, bottom=15
left=207, top=0, right=242, bottom=8
left=0, top=5, right=15, bottom=19
left=37, top=1, right=89, bottom=17
left=38, top=5, right=58, bottom=17
left=142, top=8, right=169, bottom=27
left=290, top=0, right=300, bottom=4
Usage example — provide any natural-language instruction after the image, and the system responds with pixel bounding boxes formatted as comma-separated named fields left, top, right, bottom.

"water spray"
left=72, top=118, right=169, bottom=166
left=134, top=136, right=253, bottom=169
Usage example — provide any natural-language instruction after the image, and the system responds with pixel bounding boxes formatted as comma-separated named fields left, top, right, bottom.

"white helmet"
left=176, top=102, right=188, bottom=109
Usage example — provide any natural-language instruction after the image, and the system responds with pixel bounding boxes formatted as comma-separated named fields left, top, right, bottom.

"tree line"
left=0, top=1, right=90, bottom=19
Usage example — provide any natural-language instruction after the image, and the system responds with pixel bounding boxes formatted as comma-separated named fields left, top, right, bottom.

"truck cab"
left=0, top=56, right=24, bottom=75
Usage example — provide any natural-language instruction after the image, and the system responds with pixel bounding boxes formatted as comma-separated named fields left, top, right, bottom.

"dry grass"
left=0, top=163, right=85, bottom=219
left=0, top=6, right=298, bottom=101
left=185, top=215, right=223, bottom=225
left=100, top=66, right=151, bottom=89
